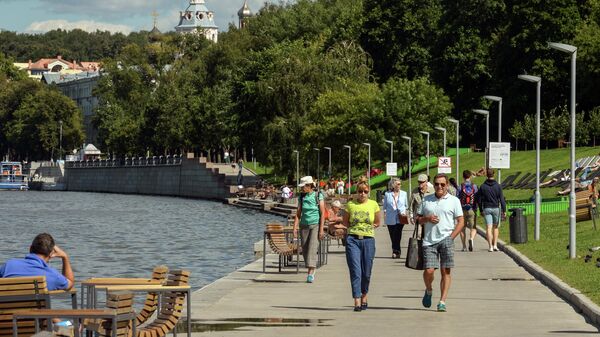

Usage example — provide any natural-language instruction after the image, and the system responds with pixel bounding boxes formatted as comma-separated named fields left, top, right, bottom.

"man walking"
left=417, top=174, right=464, bottom=312
left=458, top=170, right=478, bottom=252
left=477, top=169, right=506, bottom=252
left=410, top=174, right=434, bottom=221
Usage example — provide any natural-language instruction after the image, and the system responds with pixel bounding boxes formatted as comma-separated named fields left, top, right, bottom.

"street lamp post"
left=473, top=109, right=490, bottom=170
left=344, top=145, right=352, bottom=195
left=434, top=126, right=447, bottom=157
left=483, top=95, right=503, bottom=183
left=549, top=42, right=577, bottom=259
left=384, top=139, right=394, bottom=163
left=419, top=131, right=430, bottom=176
left=401, top=136, right=412, bottom=195
left=323, top=147, right=332, bottom=178
left=59, top=120, right=63, bottom=161
left=293, top=150, right=299, bottom=193
left=313, top=148, right=320, bottom=190
left=362, top=142, right=371, bottom=195
left=518, top=74, right=542, bottom=241
left=447, top=118, right=459, bottom=183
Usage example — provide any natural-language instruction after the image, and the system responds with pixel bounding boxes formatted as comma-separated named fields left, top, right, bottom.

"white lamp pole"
left=434, top=126, right=447, bottom=157
left=483, top=95, right=503, bottom=183
left=473, top=109, right=490, bottom=170
left=384, top=139, right=394, bottom=163
left=344, top=145, right=352, bottom=196
left=518, top=74, right=542, bottom=241
left=419, top=131, right=430, bottom=176
left=549, top=42, right=577, bottom=259
left=447, top=118, right=459, bottom=183
left=362, top=142, right=371, bottom=195
left=323, top=147, right=331, bottom=178
left=293, top=150, right=299, bottom=194
left=401, top=136, right=412, bottom=194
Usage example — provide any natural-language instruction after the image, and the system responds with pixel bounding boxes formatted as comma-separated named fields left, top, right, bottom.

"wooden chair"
left=265, top=223, right=300, bottom=273
left=574, top=190, right=597, bottom=230
left=136, top=270, right=190, bottom=337
left=0, top=276, right=50, bottom=337
left=81, top=292, right=135, bottom=337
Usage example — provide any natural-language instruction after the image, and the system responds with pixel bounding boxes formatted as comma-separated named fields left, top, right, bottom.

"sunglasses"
left=358, top=190, right=369, bottom=194
left=434, top=183, right=446, bottom=187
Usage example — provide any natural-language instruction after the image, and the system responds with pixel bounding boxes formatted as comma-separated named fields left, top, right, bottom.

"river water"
left=0, top=191, right=283, bottom=292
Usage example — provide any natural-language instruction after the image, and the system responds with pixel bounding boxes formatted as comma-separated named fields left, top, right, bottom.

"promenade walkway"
left=187, top=225, right=598, bottom=336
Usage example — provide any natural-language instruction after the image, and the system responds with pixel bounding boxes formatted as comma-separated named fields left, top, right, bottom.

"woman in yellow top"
left=342, top=181, right=381, bottom=312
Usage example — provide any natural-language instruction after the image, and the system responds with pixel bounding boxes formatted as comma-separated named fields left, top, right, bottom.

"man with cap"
left=410, top=173, right=435, bottom=221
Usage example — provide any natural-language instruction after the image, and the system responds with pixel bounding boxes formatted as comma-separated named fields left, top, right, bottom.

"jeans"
left=345, top=235, right=376, bottom=299
left=386, top=224, right=404, bottom=255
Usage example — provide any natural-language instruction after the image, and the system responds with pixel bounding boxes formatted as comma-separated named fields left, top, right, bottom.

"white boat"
left=0, top=162, right=29, bottom=190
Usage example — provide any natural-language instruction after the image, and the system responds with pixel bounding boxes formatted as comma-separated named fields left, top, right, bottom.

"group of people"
left=293, top=167, right=507, bottom=313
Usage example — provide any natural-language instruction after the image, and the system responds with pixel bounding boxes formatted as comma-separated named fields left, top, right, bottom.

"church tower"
left=175, top=0, right=218, bottom=43
left=237, top=0, right=252, bottom=29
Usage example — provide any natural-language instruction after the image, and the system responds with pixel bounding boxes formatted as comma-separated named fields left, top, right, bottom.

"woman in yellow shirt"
left=343, top=181, right=381, bottom=311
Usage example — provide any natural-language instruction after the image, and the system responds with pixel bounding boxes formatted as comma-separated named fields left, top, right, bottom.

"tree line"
left=1, top=0, right=600, bottom=180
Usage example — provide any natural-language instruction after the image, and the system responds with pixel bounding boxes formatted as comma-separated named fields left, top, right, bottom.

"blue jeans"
left=345, top=235, right=376, bottom=299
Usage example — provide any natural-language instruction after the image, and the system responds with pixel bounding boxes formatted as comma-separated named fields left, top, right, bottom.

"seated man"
left=0, top=233, right=74, bottom=290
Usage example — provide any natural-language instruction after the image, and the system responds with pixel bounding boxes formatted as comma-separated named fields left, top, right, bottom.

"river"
left=0, top=191, right=284, bottom=291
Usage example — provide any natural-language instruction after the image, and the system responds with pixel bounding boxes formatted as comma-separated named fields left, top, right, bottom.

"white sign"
left=438, top=157, right=451, bottom=174
left=489, top=142, right=511, bottom=169
left=386, top=162, right=398, bottom=177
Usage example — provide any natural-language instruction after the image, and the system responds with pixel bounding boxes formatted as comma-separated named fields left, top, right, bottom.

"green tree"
left=509, top=120, right=525, bottom=151
left=588, top=106, right=600, bottom=146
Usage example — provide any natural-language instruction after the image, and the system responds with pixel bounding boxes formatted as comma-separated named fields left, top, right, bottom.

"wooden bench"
left=575, top=190, right=596, bottom=230
left=0, top=276, right=50, bottom=337
left=263, top=223, right=300, bottom=273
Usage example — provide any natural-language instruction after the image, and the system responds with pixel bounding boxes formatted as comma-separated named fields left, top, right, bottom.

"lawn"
left=498, top=211, right=600, bottom=305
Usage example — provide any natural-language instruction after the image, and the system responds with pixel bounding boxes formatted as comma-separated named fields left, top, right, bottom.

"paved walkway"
left=187, top=225, right=598, bottom=336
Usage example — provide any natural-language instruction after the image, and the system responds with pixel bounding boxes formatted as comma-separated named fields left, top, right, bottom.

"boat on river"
left=0, top=162, right=29, bottom=190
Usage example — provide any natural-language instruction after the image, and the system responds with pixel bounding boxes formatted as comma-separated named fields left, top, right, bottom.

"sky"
left=0, top=0, right=290, bottom=34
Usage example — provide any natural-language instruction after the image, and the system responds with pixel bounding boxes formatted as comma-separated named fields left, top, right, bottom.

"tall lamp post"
left=59, top=120, right=63, bottom=161
left=447, top=118, right=459, bottom=183
left=483, top=95, right=503, bottom=183
left=434, top=126, right=447, bottom=157
left=344, top=145, right=352, bottom=196
left=401, top=136, right=412, bottom=195
left=384, top=139, right=394, bottom=163
left=362, top=142, right=371, bottom=195
left=419, top=131, right=430, bottom=176
left=549, top=42, right=577, bottom=259
left=473, top=109, right=490, bottom=170
left=313, top=148, right=320, bottom=190
left=518, top=74, right=542, bottom=241
left=293, top=150, right=299, bottom=194
left=323, top=147, right=332, bottom=178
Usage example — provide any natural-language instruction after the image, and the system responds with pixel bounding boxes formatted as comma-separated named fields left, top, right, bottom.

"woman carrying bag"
left=293, top=176, right=326, bottom=283
left=383, top=178, right=408, bottom=259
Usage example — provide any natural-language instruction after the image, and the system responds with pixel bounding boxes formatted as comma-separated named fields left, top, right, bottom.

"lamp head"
left=447, top=118, right=459, bottom=124
left=483, top=95, right=502, bottom=102
left=473, top=109, right=489, bottom=116
left=323, top=147, right=331, bottom=150
left=384, top=139, right=393, bottom=144
left=434, top=126, right=446, bottom=132
left=362, top=142, right=370, bottom=146
left=548, top=42, right=577, bottom=54
left=401, top=136, right=411, bottom=141
left=518, top=74, right=541, bottom=83
left=419, top=131, right=429, bottom=136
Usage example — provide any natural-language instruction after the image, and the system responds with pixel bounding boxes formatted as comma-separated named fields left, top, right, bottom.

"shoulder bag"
left=393, top=193, right=409, bottom=225
left=405, top=223, right=424, bottom=270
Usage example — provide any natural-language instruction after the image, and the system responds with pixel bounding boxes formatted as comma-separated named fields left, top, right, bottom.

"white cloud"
left=26, top=20, right=132, bottom=34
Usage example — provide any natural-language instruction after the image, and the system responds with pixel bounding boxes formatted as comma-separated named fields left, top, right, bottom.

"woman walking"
left=343, top=181, right=381, bottom=311
left=293, top=176, right=326, bottom=283
left=383, top=178, right=408, bottom=258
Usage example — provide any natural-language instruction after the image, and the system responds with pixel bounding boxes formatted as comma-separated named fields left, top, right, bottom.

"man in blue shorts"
left=0, top=233, right=74, bottom=290
left=477, top=169, right=506, bottom=252
left=417, top=173, right=464, bottom=312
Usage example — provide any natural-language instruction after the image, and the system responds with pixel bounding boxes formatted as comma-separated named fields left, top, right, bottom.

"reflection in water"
left=176, top=318, right=332, bottom=333
left=0, top=191, right=283, bottom=293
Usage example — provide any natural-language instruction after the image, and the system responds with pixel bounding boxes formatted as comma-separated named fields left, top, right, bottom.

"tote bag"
left=405, top=223, right=424, bottom=270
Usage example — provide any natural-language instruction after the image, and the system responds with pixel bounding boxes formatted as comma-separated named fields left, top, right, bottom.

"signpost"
left=489, top=142, right=511, bottom=169
left=386, top=162, right=398, bottom=177
left=438, top=157, right=451, bottom=174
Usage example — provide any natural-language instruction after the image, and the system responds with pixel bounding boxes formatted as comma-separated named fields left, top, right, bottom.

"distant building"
left=238, top=0, right=252, bottom=29
left=42, top=72, right=100, bottom=145
left=175, top=0, right=218, bottom=42
left=14, top=55, right=100, bottom=81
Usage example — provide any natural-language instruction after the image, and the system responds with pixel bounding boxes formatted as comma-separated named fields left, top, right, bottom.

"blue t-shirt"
left=0, top=253, right=69, bottom=290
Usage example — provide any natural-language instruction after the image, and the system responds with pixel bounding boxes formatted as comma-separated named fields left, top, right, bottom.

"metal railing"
left=65, top=155, right=182, bottom=168
left=506, top=197, right=569, bottom=215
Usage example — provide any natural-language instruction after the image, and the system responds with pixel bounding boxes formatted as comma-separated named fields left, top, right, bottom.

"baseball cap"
left=417, top=174, right=428, bottom=183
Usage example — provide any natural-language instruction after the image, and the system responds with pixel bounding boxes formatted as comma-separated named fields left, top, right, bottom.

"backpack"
left=460, top=182, right=476, bottom=210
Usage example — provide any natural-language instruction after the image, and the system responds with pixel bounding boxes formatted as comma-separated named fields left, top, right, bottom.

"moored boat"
left=0, top=162, right=29, bottom=190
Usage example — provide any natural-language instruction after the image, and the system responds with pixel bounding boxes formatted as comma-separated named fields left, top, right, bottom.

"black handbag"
left=405, top=224, right=424, bottom=270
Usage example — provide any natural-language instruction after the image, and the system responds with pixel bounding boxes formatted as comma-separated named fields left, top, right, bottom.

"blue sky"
left=0, top=0, right=290, bottom=34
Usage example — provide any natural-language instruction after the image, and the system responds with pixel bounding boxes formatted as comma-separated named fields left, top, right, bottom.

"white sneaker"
left=493, top=246, right=500, bottom=251
left=488, top=247, right=494, bottom=252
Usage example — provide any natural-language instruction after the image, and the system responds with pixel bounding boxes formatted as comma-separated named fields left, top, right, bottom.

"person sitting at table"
left=0, top=233, right=74, bottom=290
